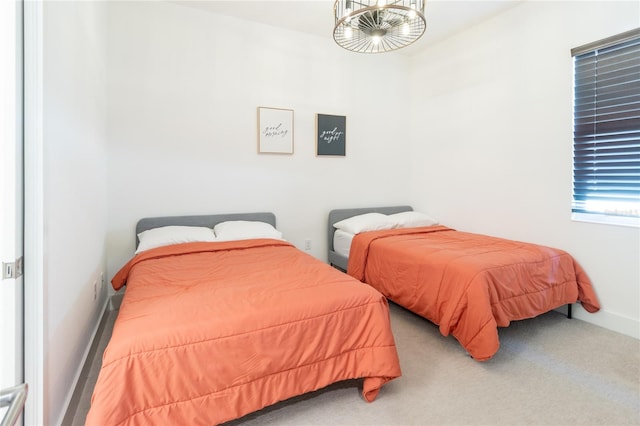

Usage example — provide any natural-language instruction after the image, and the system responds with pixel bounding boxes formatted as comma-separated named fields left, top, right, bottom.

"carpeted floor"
left=66, top=302, right=640, bottom=426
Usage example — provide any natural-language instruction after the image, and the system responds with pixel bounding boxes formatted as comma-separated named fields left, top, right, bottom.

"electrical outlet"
left=304, top=239, right=311, bottom=250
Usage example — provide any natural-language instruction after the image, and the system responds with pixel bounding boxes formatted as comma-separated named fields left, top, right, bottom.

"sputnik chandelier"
left=333, top=0, right=426, bottom=53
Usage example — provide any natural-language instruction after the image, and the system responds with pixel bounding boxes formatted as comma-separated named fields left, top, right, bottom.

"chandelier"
left=333, top=0, right=426, bottom=53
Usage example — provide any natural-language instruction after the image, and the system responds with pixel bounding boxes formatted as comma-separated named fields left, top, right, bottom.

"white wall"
left=105, top=1, right=413, bottom=279
left=43, top=1, right=108, bottom=424
left=408, top=1, right=640, bottom=338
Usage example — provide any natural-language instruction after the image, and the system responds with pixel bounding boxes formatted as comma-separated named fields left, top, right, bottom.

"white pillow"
left=333, top=212, right=396, bottom=235
left=136, top=226, right=216, bottom=254
left=389, top=211, right=439, bottom=228
left=214, top=220, right=283, bottom=241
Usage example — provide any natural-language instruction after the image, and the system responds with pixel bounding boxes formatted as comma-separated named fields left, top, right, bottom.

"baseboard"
left=570, top=304, right=639, bottom=340
left=59, top=298, right=109, bottom=426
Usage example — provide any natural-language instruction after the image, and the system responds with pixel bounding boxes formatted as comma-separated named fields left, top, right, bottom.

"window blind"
left=572, top=28, right=640, bottom=218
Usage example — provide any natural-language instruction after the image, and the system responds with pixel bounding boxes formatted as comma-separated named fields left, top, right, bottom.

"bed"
left=86, top=212, right=401, bottom=426
left=328, top=206, right=601, bottom=361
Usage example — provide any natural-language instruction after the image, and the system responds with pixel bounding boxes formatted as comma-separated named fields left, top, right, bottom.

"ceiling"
left=174, top=0, right=522, bottom=55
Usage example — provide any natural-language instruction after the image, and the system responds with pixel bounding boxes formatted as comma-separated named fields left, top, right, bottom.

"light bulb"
left=344, top=0, right=352, bottom=22
left=372, top=35, right=380, bottom=44
left=345, top=27, right=353, bottom=39
left=402, top=22, right=410, bottom=35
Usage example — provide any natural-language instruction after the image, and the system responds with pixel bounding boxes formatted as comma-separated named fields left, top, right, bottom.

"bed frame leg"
left=567, top=304, right=572, bottom=319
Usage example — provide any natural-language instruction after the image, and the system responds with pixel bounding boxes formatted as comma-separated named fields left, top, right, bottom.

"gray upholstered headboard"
left=327, top=205, right=413, bottom=270
left=135, top=212, right=277, bottom=248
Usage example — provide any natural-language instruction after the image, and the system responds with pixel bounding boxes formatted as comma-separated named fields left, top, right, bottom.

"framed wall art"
left=316, top=113, right=346, bottom=156
left=257, top=107, right=294, bottom=154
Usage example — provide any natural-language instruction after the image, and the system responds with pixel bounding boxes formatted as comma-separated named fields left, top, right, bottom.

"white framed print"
left=257, top=107, right=294, bottom=154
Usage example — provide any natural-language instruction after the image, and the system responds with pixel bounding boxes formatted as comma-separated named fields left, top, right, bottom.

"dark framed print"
left=316, top=113, right=346, bottom=156
left=257, top=107, right=294, bottom=154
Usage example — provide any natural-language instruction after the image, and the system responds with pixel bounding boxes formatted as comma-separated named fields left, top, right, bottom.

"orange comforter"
left=348, top=226, right=600, bottom=361
left=86, top=239, right=401, bottom=426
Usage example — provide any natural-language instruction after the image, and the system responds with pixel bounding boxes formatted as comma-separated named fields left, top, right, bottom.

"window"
left=571, top=28, right=640, bottom=227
